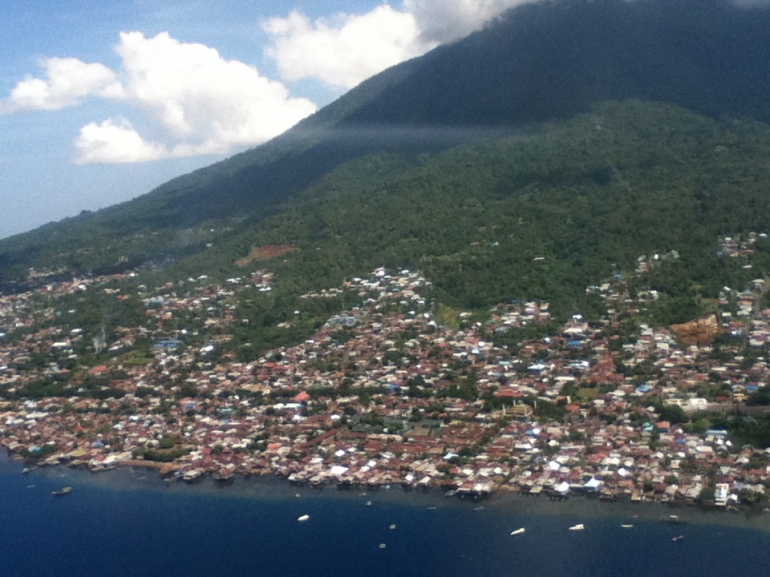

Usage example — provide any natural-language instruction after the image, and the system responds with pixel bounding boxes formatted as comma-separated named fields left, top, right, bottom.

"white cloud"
left=264, top=6, right=434, bottom=90
left=74, top=118, right=168, bottom=164
left=114, top=32, right=316, bottom=145
left=264, top=1, right=536, bottom=90
left=404, top=0, right=531, bottom=44
left=74, top=118, right=229, bottom=164
left=2, top=32, right=317, bottom=164
left=0, top=57, right=121, bottom=113
left=4, top=1, right=540, bottom=163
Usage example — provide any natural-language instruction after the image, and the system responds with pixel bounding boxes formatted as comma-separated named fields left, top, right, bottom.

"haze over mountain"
left=3, top=0, right=770, bottom=322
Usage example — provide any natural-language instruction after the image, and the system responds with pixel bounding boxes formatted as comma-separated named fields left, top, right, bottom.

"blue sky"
left=0, top=0, right=535, bottom=239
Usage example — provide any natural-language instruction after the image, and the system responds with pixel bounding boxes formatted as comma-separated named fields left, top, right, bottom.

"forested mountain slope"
left=2, top=0, right=770, bottom=321
left=180, top=100, right=770, bottom=323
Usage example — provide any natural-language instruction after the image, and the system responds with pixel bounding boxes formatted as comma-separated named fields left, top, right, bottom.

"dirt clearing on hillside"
left=236, top=245, right=300, bottom=267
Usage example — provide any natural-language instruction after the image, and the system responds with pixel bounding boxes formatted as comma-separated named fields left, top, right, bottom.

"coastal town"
left=2, top=234, right=770, bottom=511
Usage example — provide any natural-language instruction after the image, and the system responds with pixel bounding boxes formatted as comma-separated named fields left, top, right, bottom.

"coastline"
left=6, top=451, right=770, bottom=535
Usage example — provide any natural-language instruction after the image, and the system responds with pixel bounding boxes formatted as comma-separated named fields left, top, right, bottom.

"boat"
left=660, top=514, right=687, bottom=524
left=510, top=528, right=526, bottom=536
left=389, top=524, right=397, bottom=530
left=379, top=543, right=387, bottom=549
left=182, top=469, right=205, bottom=483
left=297, top=514, right=310, bottom=522
left=568, top=524, right=585, bottom=531
left=672, top=535, right=684, bottom=542
left=621, top=524, right=634, bottom=529
left=52, top=487, right=72, bottom=496
left=213, top=471, right=234, bottom=485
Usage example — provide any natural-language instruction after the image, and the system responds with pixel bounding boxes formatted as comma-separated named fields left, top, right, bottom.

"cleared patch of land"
left=236, top=245, right=300, bottom=267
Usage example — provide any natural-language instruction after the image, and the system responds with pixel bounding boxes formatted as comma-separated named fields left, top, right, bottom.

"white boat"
left=568, top=524, right=585, bottom=531
left=621, top=524, right=634, bottom=529
left=182, top=468, right=204, bottom=483
left=389, top=524, right=397, bottom=530
left=297, top=514, right=310, bottom=522
left=510, top=528, right=526, bottom=536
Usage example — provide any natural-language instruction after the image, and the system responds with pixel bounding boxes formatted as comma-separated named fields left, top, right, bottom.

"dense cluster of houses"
left=0, top=250, right=769, bottom=509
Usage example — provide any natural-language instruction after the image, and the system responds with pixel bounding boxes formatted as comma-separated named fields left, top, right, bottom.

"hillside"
left=2, top=0, right=770, bottom=316
left=185, top=100, right=770, bottom=322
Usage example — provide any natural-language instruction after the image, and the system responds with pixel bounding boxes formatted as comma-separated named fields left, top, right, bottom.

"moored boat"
left=213, top=470, right=234, bottom=485
left=510, top=528, right=526, bottom=536
left=52, top=486, right=72, bottom=496
left=182, top=468, right=205, bottom=483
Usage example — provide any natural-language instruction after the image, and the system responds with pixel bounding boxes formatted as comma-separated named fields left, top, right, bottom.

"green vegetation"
left=6, top=100, right=770, bottom=335
left=207, top=101, right=770, bottom=323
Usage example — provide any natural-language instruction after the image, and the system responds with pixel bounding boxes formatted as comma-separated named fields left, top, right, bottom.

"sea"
left=2, top=456, right=770, bottom=577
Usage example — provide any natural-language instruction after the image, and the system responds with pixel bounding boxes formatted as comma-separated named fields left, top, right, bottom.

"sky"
left=0, top=0, right=539, bottom=240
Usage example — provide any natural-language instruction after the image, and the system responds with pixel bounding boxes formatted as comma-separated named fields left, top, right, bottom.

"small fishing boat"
left=672, top=535, right=684, bottom=542
left=52, top=487, right=72, bottom=496
left=621, top=524, right=634, bottom=529
left=568, top=524, right=585, bottom=531
left=297, top=514, right=310, bottom=522
left=510, top=528, right=526, bottom=536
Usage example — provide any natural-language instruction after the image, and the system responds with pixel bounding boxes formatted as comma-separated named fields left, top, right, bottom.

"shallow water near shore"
left=3, top=456, right=770, bottom=577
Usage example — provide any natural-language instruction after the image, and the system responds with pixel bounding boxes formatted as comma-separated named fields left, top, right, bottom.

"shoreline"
left=7, top=452, right=770, bottom=534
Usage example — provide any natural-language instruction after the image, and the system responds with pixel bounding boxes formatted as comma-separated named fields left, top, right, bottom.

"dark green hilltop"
left=4, top=0, right=770, bottom=334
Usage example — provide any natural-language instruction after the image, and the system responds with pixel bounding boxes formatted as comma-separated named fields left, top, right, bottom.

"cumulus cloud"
left=73, top=118, right=229, bottom=164
left=74, top=118, right=169, bottom=164
left=0, top=57, right=121, bottom=113
left=2, top=32, right=317, bottom=163
left=263, top=0, right=537, bottom=90
left=264, top=5, right=434, bottom=90
left=114, top=32, right=316, bottom=145
left=404, top=0, right=532, bottom=44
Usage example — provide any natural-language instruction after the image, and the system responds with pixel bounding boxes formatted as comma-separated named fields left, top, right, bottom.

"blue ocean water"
left=1, top=456, right=769, bottom=577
